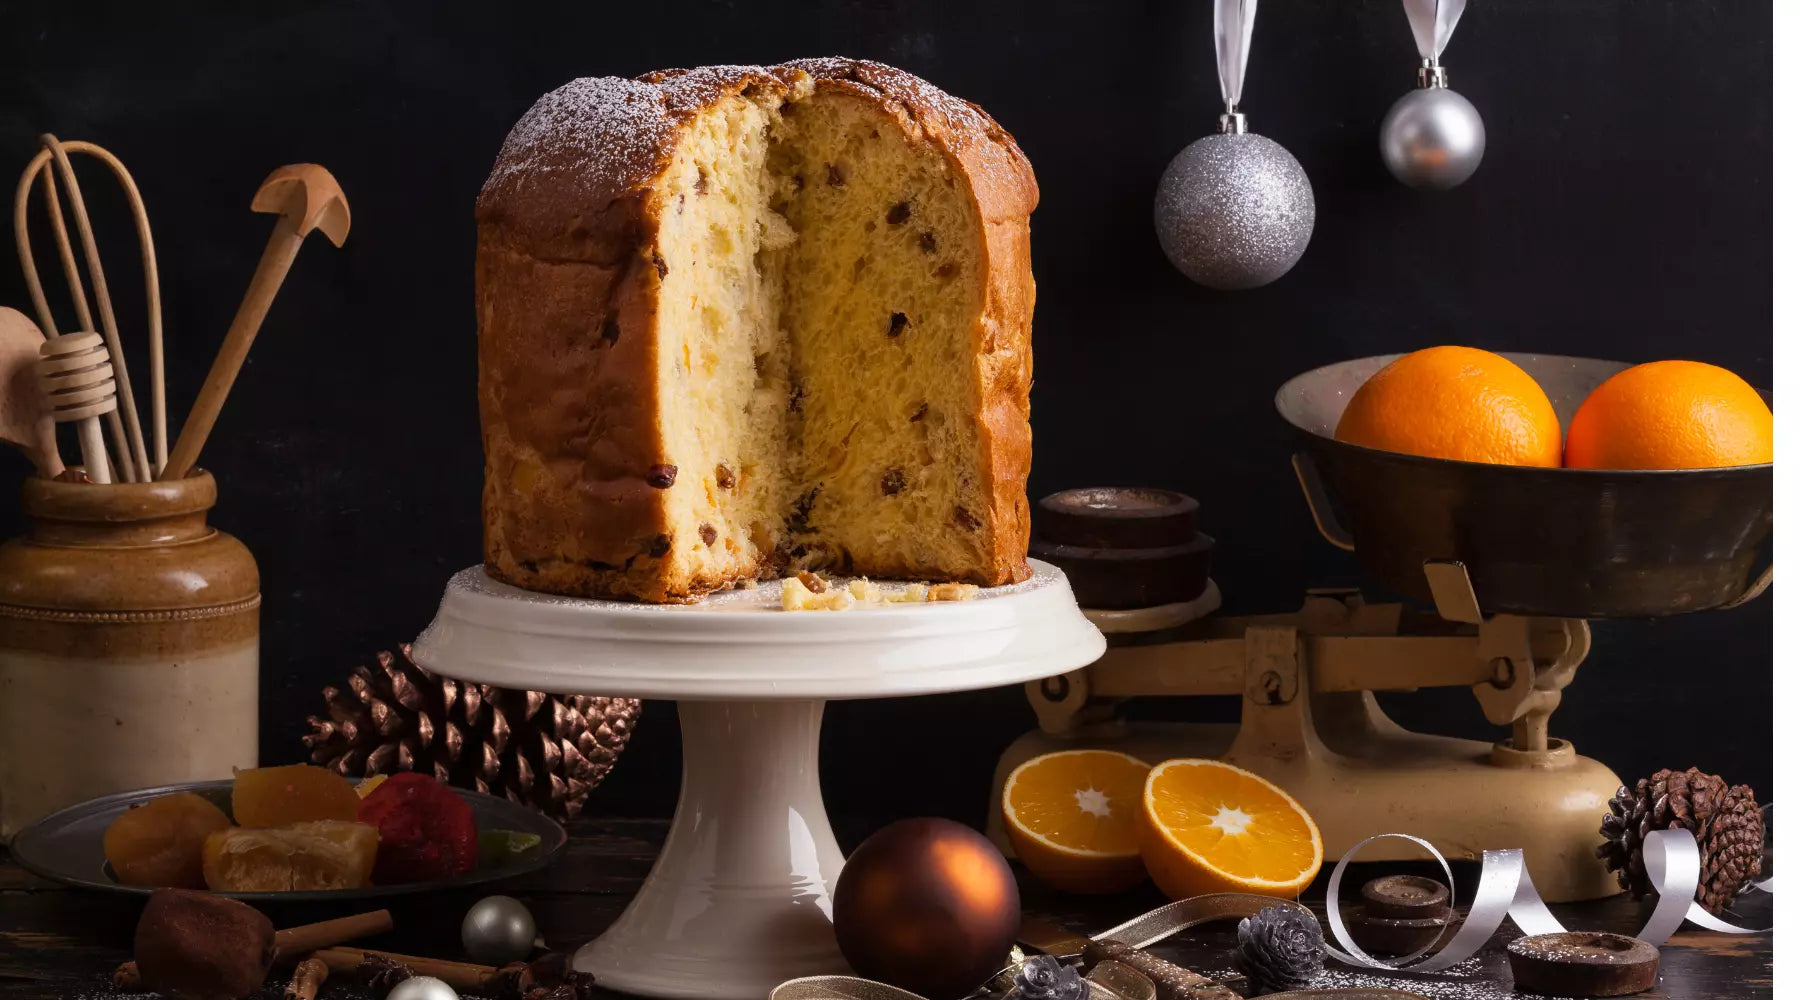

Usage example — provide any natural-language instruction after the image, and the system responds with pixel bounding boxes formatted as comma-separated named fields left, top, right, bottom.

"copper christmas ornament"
left=832, top=817, right=1021, bottom=1000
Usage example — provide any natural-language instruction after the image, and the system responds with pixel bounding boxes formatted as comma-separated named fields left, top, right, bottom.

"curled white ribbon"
left=1401, top=0, right=1466, bottom=61
left=1213, top=0, right=1258, bottom=109
left=1323, top=826, right=1773, bottom=973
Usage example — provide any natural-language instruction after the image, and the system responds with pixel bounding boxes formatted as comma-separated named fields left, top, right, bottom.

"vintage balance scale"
left=987, top=352, right=1773, bottom=903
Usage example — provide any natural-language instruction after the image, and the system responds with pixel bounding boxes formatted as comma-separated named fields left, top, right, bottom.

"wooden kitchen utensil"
left=161, top=163, right=349, bottom=481
left=13, top=135, right=159, bottom=480
left=0, top=306, right=61, bottom=476
left=36, top=331, right=117, bottom=483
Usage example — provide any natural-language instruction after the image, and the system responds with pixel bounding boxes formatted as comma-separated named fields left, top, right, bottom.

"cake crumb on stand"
left=778, top=574, right=979, bottom=611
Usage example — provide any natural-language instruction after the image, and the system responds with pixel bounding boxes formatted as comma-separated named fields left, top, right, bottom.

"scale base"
left=987, top=705, right=1622, bottom=903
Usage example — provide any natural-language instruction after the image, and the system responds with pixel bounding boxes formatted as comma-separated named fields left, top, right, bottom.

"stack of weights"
left=1028, top=487, right=1213, bottom=610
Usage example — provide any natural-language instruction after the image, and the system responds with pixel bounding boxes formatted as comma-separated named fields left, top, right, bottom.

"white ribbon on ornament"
left=1402, top=0, right=1467, bottom=62
left=1320, top=823, right=1773, bottom=974
left=1214, top=0, right=1258, bottom=110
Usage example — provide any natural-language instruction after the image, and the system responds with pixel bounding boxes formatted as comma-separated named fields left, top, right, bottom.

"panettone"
left=475, top=58, right=1038, bottom=602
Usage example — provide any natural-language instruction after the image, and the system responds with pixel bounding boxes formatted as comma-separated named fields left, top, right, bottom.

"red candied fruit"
left=354, top=773, right=478, bottom=884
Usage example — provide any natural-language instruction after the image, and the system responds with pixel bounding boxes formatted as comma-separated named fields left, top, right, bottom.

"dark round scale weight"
left=986, top=353, right=1771, bottom=905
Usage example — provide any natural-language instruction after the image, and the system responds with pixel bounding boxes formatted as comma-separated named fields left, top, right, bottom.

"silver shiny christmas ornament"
left=1155, top=122, right=1314, bottom=290
left=1381, top=0, right=1484, bottom=189
left=461, top=894, right=538, bottom=965
left=1154, top=0, right=1315, bottom=290
left=386, top=976, right=458, bottom=1000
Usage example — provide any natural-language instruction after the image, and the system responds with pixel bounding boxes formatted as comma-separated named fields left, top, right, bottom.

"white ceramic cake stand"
left=411, top=559, right=1103, bottom=999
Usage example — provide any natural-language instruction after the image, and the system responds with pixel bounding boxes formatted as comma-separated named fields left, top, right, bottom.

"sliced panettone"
left=477, top=58, right=1037, bottom=602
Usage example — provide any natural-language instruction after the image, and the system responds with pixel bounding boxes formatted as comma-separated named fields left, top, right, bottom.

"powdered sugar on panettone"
left=482, top=59, right=1029, bottom=207
left=483, top=75, right=676, bottom=200
left=482, top=65, right=798, bottom=203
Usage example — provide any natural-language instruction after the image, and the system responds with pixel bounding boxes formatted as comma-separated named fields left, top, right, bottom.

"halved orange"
left=1002, top=749, right=1152, bottom=894
left=1139, top=759, right=1322, bottom=900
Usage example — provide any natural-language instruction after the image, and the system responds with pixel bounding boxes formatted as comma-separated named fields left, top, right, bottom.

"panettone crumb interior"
left=652, top=86, right=988, bottom=583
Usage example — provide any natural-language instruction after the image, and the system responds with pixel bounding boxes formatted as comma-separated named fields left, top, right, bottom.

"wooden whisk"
left=36, top=331, right=117, bottom=483
left=13, top=134, right=163, bottom=482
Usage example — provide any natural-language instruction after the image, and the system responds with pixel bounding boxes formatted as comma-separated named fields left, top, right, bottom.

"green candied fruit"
left=478, top=829, right=542, bottom=870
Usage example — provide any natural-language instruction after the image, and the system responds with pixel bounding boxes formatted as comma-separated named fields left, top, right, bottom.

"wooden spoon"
left=0, top=306, right=61, bottom=476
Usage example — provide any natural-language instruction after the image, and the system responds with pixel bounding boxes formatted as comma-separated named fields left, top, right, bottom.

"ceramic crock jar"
left=0, top=470, right=259, bottom=836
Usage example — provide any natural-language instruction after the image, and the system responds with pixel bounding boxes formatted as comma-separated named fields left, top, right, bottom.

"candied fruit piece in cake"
left=102, top=792, right=232, bottom=889
left=201, top=821, right=378, bottom=892
left=356, top=773, right=478, bottom=884
left=231, top=763, right=360, bottom=827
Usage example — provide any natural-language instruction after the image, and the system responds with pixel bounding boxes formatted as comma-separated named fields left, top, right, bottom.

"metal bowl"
left=1275, top=353, right=1772, bottom=619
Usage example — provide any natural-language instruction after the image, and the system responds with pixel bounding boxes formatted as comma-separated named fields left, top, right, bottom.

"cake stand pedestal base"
left=412, top=560, right=1102, bottom=1000
left=574, top=700, right=850, bottom=998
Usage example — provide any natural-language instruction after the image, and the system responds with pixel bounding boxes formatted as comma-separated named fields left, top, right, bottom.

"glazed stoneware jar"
left=0, top=471, right=259, bottom=836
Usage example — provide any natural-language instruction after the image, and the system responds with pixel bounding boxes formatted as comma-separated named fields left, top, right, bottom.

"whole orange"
left=1565, top=360, right=1771, bottom=469
left=1334, top=346, right=1562, bottom=467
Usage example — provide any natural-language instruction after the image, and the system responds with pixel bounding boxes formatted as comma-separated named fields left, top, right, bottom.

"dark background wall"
left=0, top=1, right=1771, bottom=827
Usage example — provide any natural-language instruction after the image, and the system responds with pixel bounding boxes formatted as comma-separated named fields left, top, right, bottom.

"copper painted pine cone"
left=302, top=643, right=641, bottom=822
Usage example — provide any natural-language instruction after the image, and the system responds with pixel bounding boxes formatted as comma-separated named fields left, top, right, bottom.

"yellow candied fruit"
left=231, top=763, right=360, bottom=828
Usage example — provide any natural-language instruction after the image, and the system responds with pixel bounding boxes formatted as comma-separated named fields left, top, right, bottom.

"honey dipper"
left=36, top=330, right=117, bottom=483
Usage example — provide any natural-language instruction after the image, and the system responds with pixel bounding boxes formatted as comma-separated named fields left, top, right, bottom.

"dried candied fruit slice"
left=201, top=820, right=378, bottom=892
left=356, top=773, right=478, bottom=884
left=231, top=763, right=360, bottom=827
left=102, top=792, right=233, bottom=889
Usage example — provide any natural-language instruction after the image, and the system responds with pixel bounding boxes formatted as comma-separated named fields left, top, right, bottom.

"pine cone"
left=302, top=644, right=641, bottom=822
left=1235, top=905, right=1324, bottom=995
left=1596, top=767, right=1764, bottom=916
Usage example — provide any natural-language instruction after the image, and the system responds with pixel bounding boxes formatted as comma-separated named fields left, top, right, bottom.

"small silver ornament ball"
left=1379, top=87, right=1486, bottom=190
left=461, top=894, right=538, bottom=965
left=386, top=976, right=458, bottom=1000
left=1153, top=132, right=1315, bottom=291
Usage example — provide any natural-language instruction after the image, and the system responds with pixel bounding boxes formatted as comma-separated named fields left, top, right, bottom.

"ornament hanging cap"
left=1214, top=0, right=1258, bottom=131
left=1403, top=0, right=1465, bottom=86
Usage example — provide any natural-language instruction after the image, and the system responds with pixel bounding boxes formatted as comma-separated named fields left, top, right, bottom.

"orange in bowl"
left=1565, top=360, right=1772, bottom=470
left=1335, top=346, right=1562, bottom=468
left=1138, top=758, right=1322, bottom=901
left=1002, top=749, right=1151, bottom=894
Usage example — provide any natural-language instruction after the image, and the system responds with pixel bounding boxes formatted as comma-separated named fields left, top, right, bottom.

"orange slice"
left=1139, top=758, right=1322, bottom=900
left=1002, top=749, right=1152, bottom=894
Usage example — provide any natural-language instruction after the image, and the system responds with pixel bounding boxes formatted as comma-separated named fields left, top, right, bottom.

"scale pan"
left=1274, top=353, right=1771, bottom=619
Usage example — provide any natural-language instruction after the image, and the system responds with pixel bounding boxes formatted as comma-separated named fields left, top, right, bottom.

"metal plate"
left=7, top=777, right=568, bottom=902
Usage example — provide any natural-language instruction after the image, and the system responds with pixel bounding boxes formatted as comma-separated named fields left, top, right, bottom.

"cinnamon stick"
left=312, top=947, right=498, bottom=993
left=272, top=909, right=393, bottom=961
left=284, top=958, right=329, bottom=1000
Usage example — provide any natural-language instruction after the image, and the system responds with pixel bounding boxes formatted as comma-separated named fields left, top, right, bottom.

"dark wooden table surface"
left=0, top=818, right=1771, bottom=999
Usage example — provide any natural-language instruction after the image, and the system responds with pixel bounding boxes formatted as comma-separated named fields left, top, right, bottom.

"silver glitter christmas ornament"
left=461, top=894, right=538, bottom=965
left=1155, top=124, right=1314, bottom=290
left=386, top=976, right=458, bottom=1000
left=1154, top=0, right=1315, bottom=290
left=1381, top=0, right=1484, bottom=189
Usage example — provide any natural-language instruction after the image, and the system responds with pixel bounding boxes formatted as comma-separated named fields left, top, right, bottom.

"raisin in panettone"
left=476, top=58, right=1037, bottom=602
